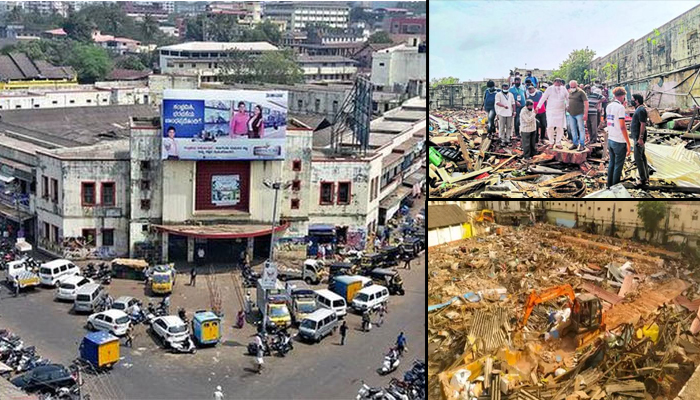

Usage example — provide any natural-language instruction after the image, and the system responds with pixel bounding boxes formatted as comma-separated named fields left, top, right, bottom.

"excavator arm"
left=521, top=284, right=576, bottom=327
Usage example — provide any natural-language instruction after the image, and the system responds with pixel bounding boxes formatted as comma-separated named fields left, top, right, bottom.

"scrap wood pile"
left=429, top=106, right=700, bottom=199
left=428, top=223, right=700, bottom=400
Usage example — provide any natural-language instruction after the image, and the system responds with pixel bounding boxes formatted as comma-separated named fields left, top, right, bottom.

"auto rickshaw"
left=368, top=268, right=405, bottom=295
left=328, top=262, right=356, bottom=277
left=192, top=310, right=221, bottom=346
left=79, top=331, right=119, bottom=369
left=360, top=253, right=384, bottom=274
left=379, top=246, right=400, bottom=267
left=400, top=238, right=423, bottom=260
left=150, top=264, right=176, bottom=295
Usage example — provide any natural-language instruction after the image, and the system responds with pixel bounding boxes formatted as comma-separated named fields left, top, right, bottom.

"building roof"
left=288, top=113, right=330, bottom=131
left=0, top=52, right=74, bottom=81
left=297, top=55, right=357, bottom=64
left=381, top=151, right=403, bottom=168
left=106, top=68, right=152, bottom=81
left=159, top=41, right=278, bottom=52
left=427, top=204, right=468, bottom=230
left=0, top=104, right=157, bottom=149
left=43, top=140, right=131, bottom=160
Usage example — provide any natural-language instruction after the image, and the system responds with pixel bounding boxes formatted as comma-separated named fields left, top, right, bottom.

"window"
left=42, top=176, right=49, bottom=198
left=86, top=99, right=92, bottom=104
left=15, top=104, right=21, bottom=109
left=337, top=182, right=350, bottom=205
left=142, top=224, right=149, bottom=232
left=102, top=229, right=114, bottom=247
left=292, top=159, right=302, bottom=171
left=43, top=222, right=50, bottom=240
left=140, top=160, right=151, bottom=170
left=52, top=100, right=58, bottom=105
left=102, top=98, right=108, bottom=102
left=379, top=62, right=385, bottom=67
left=674, top=213, right=680, bottom=220
left=141, top=199, right=151, bottom=210
left=618, top=208, right=622, bottom=212
left=81, top=182, right=95, bottom=206
left=597, top=207, right=600, bottom=211
left=315, top=98, right=321, bottom=113
left=607, top=208, right=611, bottom=212
left=332, top=100, right=338, bottom=114
left=52, top=225, right=59, bottom=243
left=292, top=180, right=301, bottom=191
left=191, top=63, right=196, bottom=67
left=69, top=100, right=75, bottom=104
left=297, top=99, right=303, bottom=109
left=34, top=104, right=40, bottom=108
left=320, top=182, right=333, bottom=205
left=82, top=229, right=96, bottom=246
left=141, top=180, right=150, bottom=191
left=179, top=63, right=184, bottom=68
left=291, top=199, right=300, bottom=209
left=101, top=182, right=115, bottom=206
left=51, top=178, right=58, bottom=202
left=693, top=214, right=698, bottom=221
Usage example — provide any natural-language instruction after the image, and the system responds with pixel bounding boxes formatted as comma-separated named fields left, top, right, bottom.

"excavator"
left=521, top=284, right=605, bottom=347
left=475, top=210, right=495, bottom=223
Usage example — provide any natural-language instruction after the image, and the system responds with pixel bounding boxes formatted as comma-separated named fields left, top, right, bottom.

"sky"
left=430, top=1, right=700, bottom=82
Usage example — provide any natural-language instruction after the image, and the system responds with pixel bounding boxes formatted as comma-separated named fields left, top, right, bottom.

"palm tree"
left=140, top=14, right=159, bottom=43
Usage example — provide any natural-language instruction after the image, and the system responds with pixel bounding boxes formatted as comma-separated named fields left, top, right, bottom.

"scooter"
left=378, top=347, right=400, bottom=375
left=356, top=380, right=386, bottom=400
left=385, top=380, right=410, bottom=400
left=270, top=332, right=294, bottom=357
left=84, top=263, right=96, bottom=278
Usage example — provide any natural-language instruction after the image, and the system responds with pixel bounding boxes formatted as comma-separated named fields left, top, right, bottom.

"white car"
left=151, top=316, right=189, bottom=348
left=87, top=309, right=131, bottom=336
left=55, top=276, right=94, bottom=301
left=111, top=296, right=140, bottom=315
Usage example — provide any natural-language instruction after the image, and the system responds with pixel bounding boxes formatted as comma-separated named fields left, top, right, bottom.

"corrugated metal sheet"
left=427, top=204, right=468, bottom=229
left=469, top=307, right=510, bottom=351
left=646, top=143, right=700, bottom=188
left=10, top=52, right=39, bottom=78
left=0, top=54, right=23, bottom=80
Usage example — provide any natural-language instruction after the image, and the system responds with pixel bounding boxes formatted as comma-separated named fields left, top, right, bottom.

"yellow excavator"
left=475, top=209, right=494, bottom=223
left=521, top=284, right=605, bottom=347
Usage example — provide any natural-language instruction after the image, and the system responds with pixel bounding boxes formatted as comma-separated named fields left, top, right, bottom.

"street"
left=0, top=252, right=424, bottom=399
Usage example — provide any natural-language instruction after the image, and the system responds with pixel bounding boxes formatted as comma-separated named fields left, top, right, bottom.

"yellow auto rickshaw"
left=150, top=264, right=176, bottom=295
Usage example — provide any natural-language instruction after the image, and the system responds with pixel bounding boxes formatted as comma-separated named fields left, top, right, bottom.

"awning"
left=0, top=173, right=14, bottom=184
left=379, top=185, right=412, bottom=209
left=309, top=224, right=336, bottom=236
left=0, top=202, right=32, bottom=222
left=403, top=169, right=426, bottom=187
left=154, top=221, right=289, bottom=239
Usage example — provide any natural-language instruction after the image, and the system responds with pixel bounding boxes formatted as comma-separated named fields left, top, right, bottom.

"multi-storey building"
left=264, top=1, right=350, bottom=31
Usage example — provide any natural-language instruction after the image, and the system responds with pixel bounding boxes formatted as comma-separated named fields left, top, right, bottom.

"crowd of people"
left=482, top=70, right=650, bottom=188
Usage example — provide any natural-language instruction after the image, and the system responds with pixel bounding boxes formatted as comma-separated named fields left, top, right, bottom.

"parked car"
left=87, top=309, right=131, bottom=336
left=39, top=259, right=81, bottom=287
left=55, top=276, right=94, bottom=301
left=351, top=284, right=390, bottom=313
left=73, top=283, right=107, bottom=313
left=298, top=308, right=338, bottom=343
left=111, top=296, right=140, bottom=314
left=10, top=364, right=76, bottom=393
left=151, top=316, right=189, bottom=348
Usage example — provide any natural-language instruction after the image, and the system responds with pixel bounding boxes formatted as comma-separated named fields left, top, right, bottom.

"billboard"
left=162, top=89, right=288, bottom=160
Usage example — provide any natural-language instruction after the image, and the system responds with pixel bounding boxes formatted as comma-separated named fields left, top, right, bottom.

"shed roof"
left=427, top=204, right=468, bottom=230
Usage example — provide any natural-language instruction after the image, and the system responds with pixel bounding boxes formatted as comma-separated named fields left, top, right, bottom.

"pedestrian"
left=586, top=85, right=604, bottom=147
left=495, top=83, right=515, bottom=146
left=124, top=325, right=134, bottom=348
left=396, top=332, right=407, bottom=357
left=536, top=78, right=569, bottom=149
left=482, top=80, right=499, bottom=136
left=566, top=80, right=588, bottom=151
left=630, top=93, right=650, bottom=187
left=526, top=84, right=547, bottom=143
left=600, top=82, right=609, bottom=120
left=105, top=294, right=113, bottom=309
left=190, top=266, right=197, bottom=286
left=318, top=243, right=326, bottom=259
left=245, top=291, right=252, bottom=314
left=339, top=321, right=348, bottom=345
left=377, top=306, right=386, bottom=327
left=213, top=386, right=224, bottom=400
left=520, top=99, right=538, bottom=160
left=509, top=76, right=526, bottom=138
left=605, top=86, right=631, bottom=188
left=163, top=295, right=171, bottom=315
left=525, top=70, right=539, bottom=89
left=362, top=311, right=371, bottom=332
left=236, top=309, right=245, bottom=328
left=256, top=344, right=264, bottom=374
left=402, top=257, right=411, bottom=270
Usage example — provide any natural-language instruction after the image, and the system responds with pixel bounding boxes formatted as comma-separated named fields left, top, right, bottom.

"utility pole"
left=263, top=179, right=291, bottom=264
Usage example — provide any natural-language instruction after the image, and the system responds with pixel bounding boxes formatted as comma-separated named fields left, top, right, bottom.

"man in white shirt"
left=536, top=78, right=569, bottom=149
left=605, top=86, right=631, bottom=188
left=495, top=83, right=515, bottom=146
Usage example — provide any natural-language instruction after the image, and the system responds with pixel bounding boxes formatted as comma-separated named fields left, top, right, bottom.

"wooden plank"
left=436, top=167, right=451, bottom=182
left=618, top=275, right=634, bottom=298
left=604, top=381, right=645, bottom=394
left=447, top=167, right=492, bottom=184
left=458, top=134, right=474, bottom=171
left=648, top=108, right=662, bottom=125
left=492, top=155, right=516, bottom=172
left=439, top=177, right=496, bottom=198
left=539, top=171, right=582, bottom=186
left=581, top=282, right=624, bottom=305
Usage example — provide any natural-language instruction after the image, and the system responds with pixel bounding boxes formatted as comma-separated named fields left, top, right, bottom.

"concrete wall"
left=279, top=128, right=313, bottom=221
left=589, top=3, right=700, bottom=109
left=371, top=46, right=426, bottom=92
left=308, top=159, right=372, bottom=227
left=0, top=85, right=152, bottom=110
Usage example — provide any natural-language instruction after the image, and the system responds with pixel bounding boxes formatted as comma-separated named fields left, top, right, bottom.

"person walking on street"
left=362, top=311, right=371, bottom=332
left=536, top=78, right=569, bottom=149
left=566, top=80, right=589, bottom=151
left=526, top=84, right=547, bottom=143
left=190, top=266, right=197, bottom=287
left=256, top=345, right=264, bottom=374
left=213, top=386, right=224, bottom=400
left=377, top=305, right=386, bottom=327
left=630, top=94, right=650, bottom=187
left=402, top=257, right=411, bottom=270
left=245, top=291, right=252, bottom=314
left=482, top=80, right=499, bottom=136
left=495, top=83, right=515, bottom=146
left=340, top=321, right=348, bottom=345
left=605, top=87, right=631, bottom=188
left=124, top=325, right=134, bottom=348
left=520, top=99, right=538, bottom=160
left=396, top=332, right=407, bottom=357
left=509, top=77, right=526, bottom=138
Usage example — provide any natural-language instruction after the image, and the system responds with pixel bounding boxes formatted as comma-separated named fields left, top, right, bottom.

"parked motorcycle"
left=356, top=380, right=387, bottom=400
left=247, top=334, right=271, bottom=357
left=84, top=263, right=96, bottom=278
left=378, top=347, right=400, bottom=375
left=270, top=331, right=294, bottom=357
left=170, top=336, right=196, bottom=354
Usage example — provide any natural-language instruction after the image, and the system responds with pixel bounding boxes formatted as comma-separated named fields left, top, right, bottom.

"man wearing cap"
left=495, top=83, right=515, bottom=146
left=482, top=80, right=499, bottom=137
left=536, top=78, right=568, bottom=149
left=520, top=99, right=538, bottom=160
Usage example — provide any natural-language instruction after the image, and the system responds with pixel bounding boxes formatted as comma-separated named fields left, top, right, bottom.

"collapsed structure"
left=429, top=220, right=700, bottom=400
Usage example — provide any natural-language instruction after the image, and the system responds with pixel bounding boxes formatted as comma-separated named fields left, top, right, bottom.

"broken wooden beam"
left=581, top=282, right=624, bottom=305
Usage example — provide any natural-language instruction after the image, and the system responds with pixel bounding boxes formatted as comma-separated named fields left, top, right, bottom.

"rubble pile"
left=429, top=107, right=700, bottom=198
left=428, top=223, right=700, bottom=400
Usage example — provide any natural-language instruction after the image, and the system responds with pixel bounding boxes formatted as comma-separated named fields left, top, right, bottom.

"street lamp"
left=262, top=179, right=292, bottom=264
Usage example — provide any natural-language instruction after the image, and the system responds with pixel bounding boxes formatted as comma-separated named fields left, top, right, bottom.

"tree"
left=219, top=49, right=302, bottom=85
left=552, top=48, right=596, bottom=83
left=637, top=201, right=667, bottom=241
left=256, top=19, right=281, bottom=45
left=62, top=14, right=95, bottom=42
left=140, top=14, right=160, bottom=43
left=68, top=44, right=112, bottom=83
left=430, top=77, right=459, bottom=88
left=369, top=31, right=393, bottom=44
left=115, top=55, right=146, bottom=71
left=602, top=62, right=618, bottom=83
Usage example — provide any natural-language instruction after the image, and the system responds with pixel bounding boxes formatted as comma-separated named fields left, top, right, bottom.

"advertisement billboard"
left=162, top=89, right=288, bottom=160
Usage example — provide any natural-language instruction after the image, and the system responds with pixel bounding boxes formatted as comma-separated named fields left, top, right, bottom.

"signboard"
left=260, top=261, right=278, bottom=289
left=162, top=89, right=288, bottom=161
left=211, top=174, right=240, bottom=206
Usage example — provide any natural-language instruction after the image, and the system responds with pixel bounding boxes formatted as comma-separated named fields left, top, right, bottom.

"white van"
left=298, top=308, right=338, bottom=343
left=74, top=283, right=106, bottom=313
left=351, top=284, right=389, bottom=313
left=39, top=259, right=80, bottom=287
left=315, top=289, right=347, bottom=318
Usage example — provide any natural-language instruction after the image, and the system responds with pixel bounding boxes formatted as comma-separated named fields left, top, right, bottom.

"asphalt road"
left=0, top=253, right=425, bottom=399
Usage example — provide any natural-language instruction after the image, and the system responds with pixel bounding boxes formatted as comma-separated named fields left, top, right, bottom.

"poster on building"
left=161, top=89, right=288, bottom=161
left=211, top=175, right=240, bottom=206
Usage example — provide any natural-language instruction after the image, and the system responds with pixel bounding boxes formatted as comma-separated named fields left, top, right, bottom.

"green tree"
left=114, top=55, right=146, bottom=70
left=602, top=62, right=618, bottom=83
left=62, top=14, right=95, bottom=42
left=7, top=6, right=22, bottom=23
left=256, top=19, right=281, bottom=45
left=552, top=48, right=596, bottom=83
left=219, top=49, right=302, bottom=85
left=369, top=31, right=393, bottom=44
left=140, top=14, right=160, bottom=43
left=636, top=201, right=667, bottom=241
left=430, top=77, right=459, bottom=88
left=68, top=44, right=112, bottom=83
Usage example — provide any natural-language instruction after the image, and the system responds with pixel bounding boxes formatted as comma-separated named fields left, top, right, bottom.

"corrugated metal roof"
left=10, top=52, right=39, bottom=77
left=0, top=54, right=23, bottom=80
left=427, top=204, right=468, bottom=229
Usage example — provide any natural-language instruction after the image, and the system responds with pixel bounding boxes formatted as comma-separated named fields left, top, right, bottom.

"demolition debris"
left=428, top=223, right=700, bottom=400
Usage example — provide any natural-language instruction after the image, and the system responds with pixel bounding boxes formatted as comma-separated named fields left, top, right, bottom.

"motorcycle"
left=270, top=331, right=294, bottom=357
left=403, top=359, right=425, bottom=385
left=356, top=380, right=387, bottom=400
left=84, top=263, right=96, bottom=278
left=170, top=336, right=196, bottom=354
left=385, top=380, right=410, bottom=400
left=247, top=335, right=271, bottom=357
left=378, top=347, right=400, bottom=375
